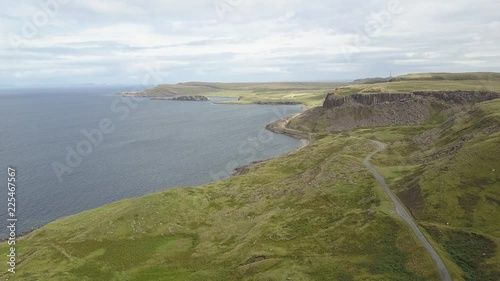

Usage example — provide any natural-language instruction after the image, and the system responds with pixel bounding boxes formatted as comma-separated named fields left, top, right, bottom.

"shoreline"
left=265, top=113, right=312, bottom=143
left=233, top=113, right=311, bottom=176
left=121, top=92, right=312, bottom=109
left=4, top=108, right=311, bottom=241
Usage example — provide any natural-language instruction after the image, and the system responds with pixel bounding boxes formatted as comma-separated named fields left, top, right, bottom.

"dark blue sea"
left=0, top=86, right=300, bottom=237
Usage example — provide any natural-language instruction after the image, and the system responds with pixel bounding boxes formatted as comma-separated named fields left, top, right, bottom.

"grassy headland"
left=2, top=72, right=499, bottom=280
left=125, top=82, right=346, bottom=108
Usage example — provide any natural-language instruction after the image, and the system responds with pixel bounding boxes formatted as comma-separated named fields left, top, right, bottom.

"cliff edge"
left=172, top=95, right=210, bottom=101
left=291, top=91, right=500, bottom=132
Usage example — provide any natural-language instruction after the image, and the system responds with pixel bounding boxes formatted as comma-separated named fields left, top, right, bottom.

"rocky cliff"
left=171, top=95, right=210, bottom=101
left=291, top=91, right=500, bottom=133
left=323, top=91, right=500, bottom=108
left=413, top=91, right=499, bottom=103
left=323, top=93, right=411, bottom=107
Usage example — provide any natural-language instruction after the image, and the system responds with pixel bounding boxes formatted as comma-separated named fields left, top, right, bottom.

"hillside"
left=285, top=74, right=500, bottom=280
left=2, top=73, right=500, bottom=280
left=362, top=98, right=500, bottom=281
left=1, top=137, right=445, bottom=280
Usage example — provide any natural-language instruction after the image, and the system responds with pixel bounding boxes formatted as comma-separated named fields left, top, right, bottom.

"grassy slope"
left=1, top=136, right=441, bottom=281
left=2, top=72, right=499, bottom=280
left=354, top=100, right=500, bottom=280
left=287, top=73, right=500, bottom=280
left=139, top=82, right=346, bottom=107
left=352, top=112, right=500, bottom=278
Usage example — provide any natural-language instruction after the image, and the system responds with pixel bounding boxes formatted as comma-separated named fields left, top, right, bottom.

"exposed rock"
left=239, top=255, right=268, bottom=266
left=323, top=93, right=413, bottom=108
left=292, top=91, right=500, bottom=133
left=445, top=134, right=475, bottom=154
left=171, top=95, right=210, bottom=101
left=232, top=160, right=265, bottom=176
left=323, top=91, right=500, bottom=108
left=122, top=92, right=146, bottom=97
left=483, top=124, right=500, bottom=135
left=413, top=91, right=500, bottom=103
left=255, top=101, right=302, bottom=105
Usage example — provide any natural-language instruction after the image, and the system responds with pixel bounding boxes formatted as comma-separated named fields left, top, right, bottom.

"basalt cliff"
left=171, top=95, right=210, bottom=101
left=291, top=91, right=500, bottom=132
left=323, top=91, right=500, bottom=108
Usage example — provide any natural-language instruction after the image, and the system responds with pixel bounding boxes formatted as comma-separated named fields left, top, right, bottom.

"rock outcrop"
left=413, top=91, right=499, bottom=103
left=290, top=91, right=500, bottom=133
left=255, top=101, right=302, bottom=105
left=171, top=95, right=210, bottom=101
left=295, top=100, right=432, bottom=132
left=323, top=93, right=412, bottom=108
left=323, top=91, right=500, bottom=108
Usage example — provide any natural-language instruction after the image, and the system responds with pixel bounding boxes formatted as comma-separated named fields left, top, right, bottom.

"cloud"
left=74, top=0, right=145, bottom=15
left=0, top=0, right=499, bottom=85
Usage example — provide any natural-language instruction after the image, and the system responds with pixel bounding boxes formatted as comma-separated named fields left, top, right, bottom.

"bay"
left=0, top=86, right=301, bottom=237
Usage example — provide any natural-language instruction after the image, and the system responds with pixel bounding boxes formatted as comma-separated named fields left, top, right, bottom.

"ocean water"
left=0, top=87, right=301, bottom=237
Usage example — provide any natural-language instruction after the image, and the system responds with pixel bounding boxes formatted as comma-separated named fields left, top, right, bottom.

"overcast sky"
left=1, top=0, right=499, bottom=85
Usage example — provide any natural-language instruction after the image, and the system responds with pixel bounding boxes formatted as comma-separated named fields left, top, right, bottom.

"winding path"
left=364, top=140, right=452, bottom=281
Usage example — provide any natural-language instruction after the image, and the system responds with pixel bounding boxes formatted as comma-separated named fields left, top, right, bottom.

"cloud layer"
left=1, top=0, right=499, bottom=85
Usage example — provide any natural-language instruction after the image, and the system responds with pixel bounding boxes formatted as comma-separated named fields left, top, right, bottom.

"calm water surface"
left=0, top=87, right=300, bottom=237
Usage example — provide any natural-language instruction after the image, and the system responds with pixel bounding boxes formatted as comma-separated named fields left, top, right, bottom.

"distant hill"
left=126, top=82, right=346, bottom=107
left=130, top=73, right=500, bottom=106
left=352, top=77, right=391, bottom=84
left=390, top=72, right=500, bottom=82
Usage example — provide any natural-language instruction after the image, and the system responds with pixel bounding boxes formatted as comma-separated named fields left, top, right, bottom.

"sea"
left=0, top=86, right=301, bottom=237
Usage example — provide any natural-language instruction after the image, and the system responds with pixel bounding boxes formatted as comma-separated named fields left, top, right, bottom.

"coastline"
left=265, top=113, right=312, bottom=144
left=233, top=112, right=311, bottom=176
left=5, top=105, right=311, bottom=241
left=121, top=92, right=314, bottom=108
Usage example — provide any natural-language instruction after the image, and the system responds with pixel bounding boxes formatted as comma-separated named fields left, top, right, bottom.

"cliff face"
left=295, top=100, right=432, bottom=132
left=172, top=95, right=210, bottom=101
left=291, top=91, right=500, bottom=133
left=413, top=91, right=499, bottom=103
left=323, top=93, right=411, bottom=107
left=323, top=91, right=500, bottom=108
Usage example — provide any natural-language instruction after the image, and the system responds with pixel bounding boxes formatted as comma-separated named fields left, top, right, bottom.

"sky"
left=1, top=0, right=499, bottom=86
